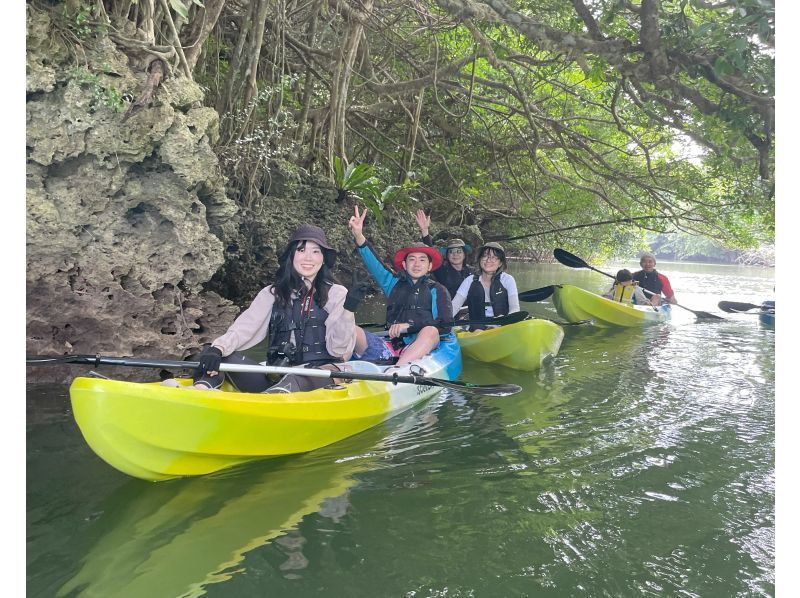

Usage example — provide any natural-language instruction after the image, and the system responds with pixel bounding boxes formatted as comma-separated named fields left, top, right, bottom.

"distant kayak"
left=456, top=318, right=564, bottom=371
left=759, top=301, right=775, bottom=327
left=69, top=336, right=462, bottom=481
left=552, top=284, right=671, bottom=328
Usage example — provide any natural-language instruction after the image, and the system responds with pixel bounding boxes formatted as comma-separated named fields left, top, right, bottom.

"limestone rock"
left=26, top=44, right=239, bottom=382
left=25, top=10, right=421, bottom=384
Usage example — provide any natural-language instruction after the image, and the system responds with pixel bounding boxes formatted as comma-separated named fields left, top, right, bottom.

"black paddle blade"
left=692, top=310, right=726, bottom=320
left=553, top=248, right=587, bottom=269
left=718, top=301, right=762, bottom=313
left=554, top=248, right=615, bottom=280
left=452, top=311, right=530, bottom=328
left=484, top=311, right=529, bottom=326
left=518, top=286, right=555, bottom=302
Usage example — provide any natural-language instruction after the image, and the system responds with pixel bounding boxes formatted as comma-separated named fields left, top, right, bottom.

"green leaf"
left=169, top=0, right=189, bottom=19
left=333, top=156, right=345, bottom=188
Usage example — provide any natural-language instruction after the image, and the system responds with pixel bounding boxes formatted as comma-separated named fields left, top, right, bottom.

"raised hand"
left=415, top=209, right=431, bottom=237
left=348, top=205, right=367, bottom=246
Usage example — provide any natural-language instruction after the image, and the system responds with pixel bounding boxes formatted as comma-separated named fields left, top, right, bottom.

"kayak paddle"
left=26, top=354, right=523, bottom=397
left=553, top=248, right=725, bottom=321
left=359, top=310, right=530, bottom=329
left=518, top=285, right=555, bottom=302
left=718, top=301, right=765, bottom=313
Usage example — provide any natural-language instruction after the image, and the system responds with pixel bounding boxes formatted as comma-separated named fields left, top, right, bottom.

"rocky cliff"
left=25, top=5, right=418, bottom=383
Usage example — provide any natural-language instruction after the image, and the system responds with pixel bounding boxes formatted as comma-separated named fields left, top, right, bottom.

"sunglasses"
left=448, top=248, right=464, bottom=254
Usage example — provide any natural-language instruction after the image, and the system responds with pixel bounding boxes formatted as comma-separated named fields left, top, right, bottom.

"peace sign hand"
left=348, top=205, right=367, bottom=246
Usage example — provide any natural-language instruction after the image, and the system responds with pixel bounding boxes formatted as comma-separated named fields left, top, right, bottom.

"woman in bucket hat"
left=185, top=224, right=361, bottom=392
left=449, top=241, right=521, bottom=326
left=415, top=209, right=473, bottom=298
left=349, top=206, right=454, bottom=365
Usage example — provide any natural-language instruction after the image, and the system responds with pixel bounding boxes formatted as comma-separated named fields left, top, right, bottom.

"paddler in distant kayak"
left=449, top=241, right=520, bottom=328
left=603, top=269, right=652, bottom=305
left=182, top=224, right=362, bottom=392
left=632, top=253, right=677, bottom=306
left=349, top=205, right=454, bottom=365
left=414, top=209, right=473, bottom=298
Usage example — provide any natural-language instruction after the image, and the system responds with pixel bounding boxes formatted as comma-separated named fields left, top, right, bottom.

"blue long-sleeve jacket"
left=356, top=240, right=453, bottom=338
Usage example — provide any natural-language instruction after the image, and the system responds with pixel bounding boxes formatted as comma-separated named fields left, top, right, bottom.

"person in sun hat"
left=182, top=223, right=362, bottom=392
left=348, top=206, right=454, bottom=366
left=449, top=241, right=521, bottom=329
left=632, top=252, right=676, bottom=306
left=414, top=209, right=473, bottom=298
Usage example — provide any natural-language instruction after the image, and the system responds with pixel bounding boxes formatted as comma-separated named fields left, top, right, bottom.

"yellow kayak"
left=552, top=284, right=671, bottom=328
left=69, top=337, right=462, bottom=482
left=456, top=318, right=564, bottom=371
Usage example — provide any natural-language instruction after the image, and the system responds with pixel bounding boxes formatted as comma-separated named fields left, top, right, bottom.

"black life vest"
left=434, top=262, right=472, bottom=298
left=632, top=270, right=663, bottom=296
left=267, top=286, right=335, bottom=366
left=465, top=274, right=509, bottom=320
left=385, top=275, right=437, bottom=329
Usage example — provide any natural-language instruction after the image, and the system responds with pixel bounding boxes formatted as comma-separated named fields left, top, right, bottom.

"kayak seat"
left=339, top=360, right=384, bottom=374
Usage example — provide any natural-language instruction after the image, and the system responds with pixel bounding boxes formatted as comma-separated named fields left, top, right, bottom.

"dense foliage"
left=40, top=0, right=775, bottom=258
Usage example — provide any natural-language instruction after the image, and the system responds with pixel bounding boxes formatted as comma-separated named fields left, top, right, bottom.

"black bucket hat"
left=280, top=224, right=337, bottom=268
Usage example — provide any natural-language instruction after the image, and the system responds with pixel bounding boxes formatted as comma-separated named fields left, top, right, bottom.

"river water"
left=26, top=261, right=776, bottom=597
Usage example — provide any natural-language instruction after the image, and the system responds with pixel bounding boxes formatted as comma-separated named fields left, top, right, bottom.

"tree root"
left=123, top=58, right=167, bottom=121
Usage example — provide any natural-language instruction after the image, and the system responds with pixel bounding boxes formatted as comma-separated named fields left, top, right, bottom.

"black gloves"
left=344, top=283, right=368, bottom=312
left=197, top=345, right=223, bottom=375
left=345, top=268, right=370, bottom=313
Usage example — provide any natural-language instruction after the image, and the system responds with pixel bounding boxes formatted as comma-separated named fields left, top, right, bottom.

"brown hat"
left=281, top=224, right=337, bottom=268
left=477, top=242, right=507, bottom=271
left=393, top=242, right=444, bottom=271
left=287, top=224, right=336, bottom=252
left=480, top=241, right=505, bottom=253
left=446, top=238, right=468, bottom=250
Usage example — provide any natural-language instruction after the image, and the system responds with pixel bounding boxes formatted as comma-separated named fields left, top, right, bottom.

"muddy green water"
left=27, top=261, right=775, bottom=597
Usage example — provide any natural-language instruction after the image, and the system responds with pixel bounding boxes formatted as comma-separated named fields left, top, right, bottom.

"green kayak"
left=553, top=284, right=671, bottom=328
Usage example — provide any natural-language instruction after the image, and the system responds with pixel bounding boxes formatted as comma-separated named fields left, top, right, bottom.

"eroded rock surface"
left=26, top=7, right=238, bottom=382
left=25, top=6, right=420, bottom=383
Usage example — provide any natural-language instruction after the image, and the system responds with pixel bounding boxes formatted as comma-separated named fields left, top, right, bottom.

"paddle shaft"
left=359, top=311, right=529, bottom=329
left=26, top=354, right=523, bottom=396
left=29, top=354, right=432, bottom=384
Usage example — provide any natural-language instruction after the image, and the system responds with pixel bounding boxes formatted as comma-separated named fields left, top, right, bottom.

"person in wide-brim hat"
left=392, top=242, right=443, bottom=272
left=413, top=209, right=475, bottom=299
left=348, top=206, right=454, bottom=367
